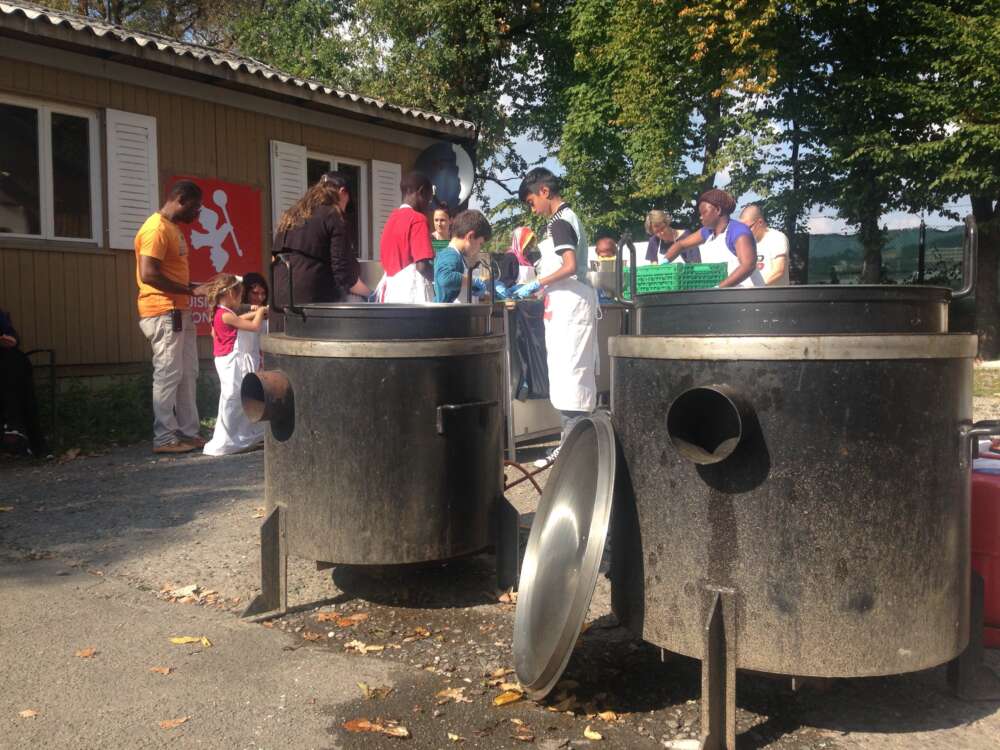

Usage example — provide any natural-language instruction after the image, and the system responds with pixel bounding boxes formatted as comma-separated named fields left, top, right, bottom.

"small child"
left=198, top=273, right=267, bottom=456
left=433, top=210, right=492, bottom=303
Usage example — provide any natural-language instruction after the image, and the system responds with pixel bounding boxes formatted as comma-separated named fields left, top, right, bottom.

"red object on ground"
left=972, top=454, right=1000, bottom=648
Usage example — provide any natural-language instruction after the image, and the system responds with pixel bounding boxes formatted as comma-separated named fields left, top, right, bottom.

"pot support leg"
left=242, top=505, right=287, bottom=621
left=700, top=587, right=737, bottom=750
left=948, top=571, right=1000, bottom=700
left=495, top=495, right=521, bottom=591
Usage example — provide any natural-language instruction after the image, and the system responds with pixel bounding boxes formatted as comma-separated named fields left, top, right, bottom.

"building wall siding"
left=0, top=56, right=422, bottom=370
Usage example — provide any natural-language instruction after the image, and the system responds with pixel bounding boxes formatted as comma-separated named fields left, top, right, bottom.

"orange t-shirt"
left=134, top=213, right=190, bottom=317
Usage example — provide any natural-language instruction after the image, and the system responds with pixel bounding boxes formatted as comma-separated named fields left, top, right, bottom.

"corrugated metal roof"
left=0, top=1, right=476, bottom=135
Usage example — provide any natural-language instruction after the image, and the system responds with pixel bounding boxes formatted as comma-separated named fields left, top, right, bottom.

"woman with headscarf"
left=271, top=172, right=372, bottom=308
left=663, top=188, right=760, bottom=287
left=495, top=226, right=538, bottom=297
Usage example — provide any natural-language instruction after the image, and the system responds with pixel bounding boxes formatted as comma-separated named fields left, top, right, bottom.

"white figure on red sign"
left=191, top=189, right=244, bottom=273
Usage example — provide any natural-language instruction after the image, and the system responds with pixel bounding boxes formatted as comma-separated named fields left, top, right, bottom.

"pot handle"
left=615, top=232, right=637, bottom=307
left=959, top=419, right=1000, bottom=467
left=436, top=400, right=498, bottom=435
left=270, top=253, right=305, bottom=318
left=954, top=214, right=978, bottom=300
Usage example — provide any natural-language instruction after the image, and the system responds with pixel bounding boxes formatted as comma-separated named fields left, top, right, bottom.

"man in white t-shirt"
left=738, top=204, right=790, bottom=286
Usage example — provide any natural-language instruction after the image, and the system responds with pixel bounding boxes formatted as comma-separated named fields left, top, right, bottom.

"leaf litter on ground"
left=358, top=682, right=393, bottom=700
left=169, top=636, right=212, bottom=647
left=342, top=718, right=410, bottom=738
left=74, top=647, right=97, bottom=658
left=149, top=666, right=173, bottom=675
left=159, top=716, right=190, bottom=730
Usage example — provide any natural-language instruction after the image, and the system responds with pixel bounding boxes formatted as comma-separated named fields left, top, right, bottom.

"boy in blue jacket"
left=434, top=210, right=492, bottom=303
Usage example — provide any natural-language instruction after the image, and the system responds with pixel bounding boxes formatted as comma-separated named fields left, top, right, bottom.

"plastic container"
left=622, top=263, right=728, bottom=298
left=972, top=454, right=1000, bottom=648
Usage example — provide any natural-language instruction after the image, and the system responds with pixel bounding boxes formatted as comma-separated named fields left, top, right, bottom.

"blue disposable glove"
left=366, top=290, right=379, bottom=303
left=493, top=281, right=509, bottom=299
left=514, top=281, right=541, bottom=300
left=471, top=279, right=487, bottom=295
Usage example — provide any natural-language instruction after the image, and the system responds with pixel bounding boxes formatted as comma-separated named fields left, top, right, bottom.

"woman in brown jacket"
left=271, top=172, right=371, bottom=306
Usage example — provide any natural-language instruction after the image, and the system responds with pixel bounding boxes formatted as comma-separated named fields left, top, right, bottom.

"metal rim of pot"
left=512, top=411, right=617, bottom=700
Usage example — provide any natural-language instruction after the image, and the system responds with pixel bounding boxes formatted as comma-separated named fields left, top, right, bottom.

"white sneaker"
left=533, top=445, right=561, bottom=469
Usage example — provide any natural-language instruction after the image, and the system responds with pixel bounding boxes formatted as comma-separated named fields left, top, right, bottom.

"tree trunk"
left=972, top=194, right=1000, bottom=359
left=699, top=96, right=723, bottom=194
left=858, top=210, right=884, bottom=284
left=785, top=119, right=808, bottom=284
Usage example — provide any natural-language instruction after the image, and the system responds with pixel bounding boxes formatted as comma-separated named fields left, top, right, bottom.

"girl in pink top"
left=196, top=273, right=267, bottom=456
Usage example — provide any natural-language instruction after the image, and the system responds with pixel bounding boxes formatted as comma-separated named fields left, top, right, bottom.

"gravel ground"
left=2, top=416, right=1000, bottom=749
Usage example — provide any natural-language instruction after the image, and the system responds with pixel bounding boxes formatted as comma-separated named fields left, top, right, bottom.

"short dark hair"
left=400, top=171, right=433, bottom=197
left=450, top=209, right=492, bottom=241
left=167, top=180, right=202, bottom=203
left=518, top=167, right=561, bottom=201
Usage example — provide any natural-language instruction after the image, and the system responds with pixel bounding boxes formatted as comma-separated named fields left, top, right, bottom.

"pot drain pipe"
left=666, top=384, right=751, bottom=464
left=242, top=371, right=294, bottom=438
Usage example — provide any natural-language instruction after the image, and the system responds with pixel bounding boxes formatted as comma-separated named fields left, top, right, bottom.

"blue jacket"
left=433, top=246, right=468, bottom=303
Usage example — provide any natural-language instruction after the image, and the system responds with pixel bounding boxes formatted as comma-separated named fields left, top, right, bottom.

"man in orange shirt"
left=135, top=180, right=203, bottom=454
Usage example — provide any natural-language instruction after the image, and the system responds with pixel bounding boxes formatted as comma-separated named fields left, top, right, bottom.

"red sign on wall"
left=166, top=176, right=263, bottom=336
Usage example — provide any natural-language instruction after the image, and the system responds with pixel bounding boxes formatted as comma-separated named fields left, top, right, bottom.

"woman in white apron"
left=662, top=188, right=759, bottom=287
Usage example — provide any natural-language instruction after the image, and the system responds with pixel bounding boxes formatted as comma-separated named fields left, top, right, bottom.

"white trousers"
left=139, top=311, right=200, bottom=447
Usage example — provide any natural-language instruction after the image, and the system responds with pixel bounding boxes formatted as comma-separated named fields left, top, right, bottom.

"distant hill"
left=807, top=225, right=965, bottom=284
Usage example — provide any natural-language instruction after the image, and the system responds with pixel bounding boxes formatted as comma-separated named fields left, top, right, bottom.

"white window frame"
left=307, top=152, right=371, bottom=259
left=0, top=94, right=102, bottom=244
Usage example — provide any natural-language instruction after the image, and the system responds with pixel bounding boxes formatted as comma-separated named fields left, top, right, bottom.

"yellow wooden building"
left=0, top=2, right=475, bottom=375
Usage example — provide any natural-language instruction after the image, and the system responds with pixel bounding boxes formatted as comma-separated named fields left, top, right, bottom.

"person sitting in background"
left=645, top=210, right=691, bottom=264
left=432, top=204, right=452, bottom=242
left=376, top=172, right=436, bottom=303
left=495, top=226, right=538, bottom=298
left=0, top=307, right=51, bottom=459
left=595, top=235, right=617, bottom=264
left=738, top=204, right=790, bottom=285
left=664, top=189, right=759, bottom=287
left=434, top=210, right=492, bottom=303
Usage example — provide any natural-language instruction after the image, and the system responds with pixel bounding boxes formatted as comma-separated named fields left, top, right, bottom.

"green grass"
left=975, top=368, right=1000, bottom=398
left=35, top=368, right=220, bottom=452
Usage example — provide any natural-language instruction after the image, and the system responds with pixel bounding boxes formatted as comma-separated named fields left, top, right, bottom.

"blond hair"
left=194, top=273, right=242, bottom=306
left=645, top=210, right=673, bottom=235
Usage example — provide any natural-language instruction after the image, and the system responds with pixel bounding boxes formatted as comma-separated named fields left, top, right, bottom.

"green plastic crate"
left=622, top=262, right=727, bottom=298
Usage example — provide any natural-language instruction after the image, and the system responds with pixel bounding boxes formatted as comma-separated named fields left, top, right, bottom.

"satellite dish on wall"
left=415, top=142, right=475, bottom=208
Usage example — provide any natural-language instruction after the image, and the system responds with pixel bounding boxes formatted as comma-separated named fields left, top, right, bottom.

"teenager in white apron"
left=663, top=188, right=758, bottom=287
left=376, top=262, right=434, bottom=303
left=515, top=169, right=598, bottom=464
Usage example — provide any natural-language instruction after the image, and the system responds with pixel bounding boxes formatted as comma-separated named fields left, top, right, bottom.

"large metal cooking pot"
left=614, top=215, right=977, bottom=335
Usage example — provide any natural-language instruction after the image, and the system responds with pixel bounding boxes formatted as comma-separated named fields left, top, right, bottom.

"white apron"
left=538, top=235, right=599, bottom=413
left=698, top=228, right=763, bottom=287
left=376, top=262, right=434, bottom=303
left=204, top=312, right=264, bottom=456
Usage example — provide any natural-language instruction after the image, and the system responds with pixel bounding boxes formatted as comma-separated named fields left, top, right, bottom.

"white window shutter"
left=270, top=140, right=307, bottom=231
left=371, top=160, right=402, bottom=261
left=106, top=109, right=158, bottom=249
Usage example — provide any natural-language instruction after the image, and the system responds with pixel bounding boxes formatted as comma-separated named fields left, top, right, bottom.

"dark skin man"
left=138, top=190, right=203, bottom=295
left=402, top=182, right=436, bottom=282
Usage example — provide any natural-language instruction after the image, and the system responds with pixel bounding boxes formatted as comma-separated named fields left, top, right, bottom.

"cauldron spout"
left=666, top=384, right=751, bottom=464
left=242, top=370, right=294, bottom=428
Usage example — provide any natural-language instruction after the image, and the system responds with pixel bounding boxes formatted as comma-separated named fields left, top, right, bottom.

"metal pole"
left=917, top=219, right=926, bottom=283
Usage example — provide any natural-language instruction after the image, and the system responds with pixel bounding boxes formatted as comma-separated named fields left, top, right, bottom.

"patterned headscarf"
left=508, top=226, right=537, bottom=266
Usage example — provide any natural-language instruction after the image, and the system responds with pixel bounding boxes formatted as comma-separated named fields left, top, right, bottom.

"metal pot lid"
left=513, top=411, right=617, bottom=700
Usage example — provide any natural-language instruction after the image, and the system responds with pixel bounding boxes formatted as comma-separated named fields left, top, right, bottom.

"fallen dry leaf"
left=498, top=589, right=518, bottom=604
left=170, top=584, right=199, bottom=598
left=0, top=506, right=15, bottom=512
left=149, top=666, right=173, bottom=676
left=337, top=612, right=370, bottom=627
left=597, top=710, right=618, bottom=722
left=302, top=631, right=324, bottom=642
left=498, top=681, right=521, bottom=692
left=18, top=709, right=39, bottom=719
left=448, top=731, right=464, bottom=742
left=490, top=667, right=514, bottom=678
left=513, top=726, right=535, bottom=742
left=342, top=718, right=410, bottom=738
left=583, top=725, right=603, bottom=741
left=159, top=716, right=190, bottom=730
left=169, top=636, right=212, bottom=647
left=315, top=612, right=339, bottom=623
left=74, top=647, right=97, bottom=658
left=357, top=682, right=393, bottom=700
left=493, top=689, right=524, bottom=707
left=436, top=687, right=473, bottom=704
left=344, top=639, right=384, bottom=654
left=252, top=507, right=265, bottom=519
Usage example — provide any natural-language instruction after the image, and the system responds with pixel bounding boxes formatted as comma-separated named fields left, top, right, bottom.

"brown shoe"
left=153, top=440, right=197, bottom=455
left=183, top=434, right=208, bottom=448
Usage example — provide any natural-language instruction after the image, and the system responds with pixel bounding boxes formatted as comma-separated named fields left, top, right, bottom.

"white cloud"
left=807, top=215, right=849, bottom=234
